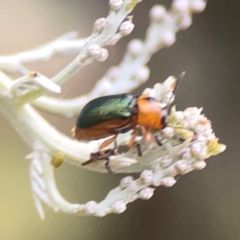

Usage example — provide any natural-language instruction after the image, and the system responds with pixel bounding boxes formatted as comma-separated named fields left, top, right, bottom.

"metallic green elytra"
left=74, top=94, right=139, bottom=141
left=76, top=94, right=138, bottom=129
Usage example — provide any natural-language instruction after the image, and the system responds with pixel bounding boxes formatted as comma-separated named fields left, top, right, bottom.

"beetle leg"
left=105, top=157, right=113, bottom=174
left=71, top=126, right=76, bottom=138
left=114, top=140, right=118, bottom=150
left=136, top=143, right=142, bottom=157
left=146, top=129, right=153, bottom=142
left=128, top=128, right=142, bottom=156
left=128, top=128, right=138, bottom=148
left=141, top=126, right=146, bottom=137
left=175, top=174, right=181, bottom=181
left=99, top=134, right=117, bottom=150
left=154, top=135, right=163, bottom=146
left=82, top=152, right=99, bottom=166
left=82, top=149, right=117, bottom=173
left=100, top=149, right=115, bottom=173
left=141, top=126, right=153, bottom=142
left=82, top=159, right=94, bottom=166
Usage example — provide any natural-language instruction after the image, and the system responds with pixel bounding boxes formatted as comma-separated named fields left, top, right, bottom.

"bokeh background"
left=0, top=0, right=239, bottom=239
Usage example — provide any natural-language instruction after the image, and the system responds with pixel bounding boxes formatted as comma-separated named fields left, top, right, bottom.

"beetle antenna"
left=166, top=71, right=186, bottom=109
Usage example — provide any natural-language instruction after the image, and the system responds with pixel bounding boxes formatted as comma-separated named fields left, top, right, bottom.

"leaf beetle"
left=72, top=72, right=185, bottom=172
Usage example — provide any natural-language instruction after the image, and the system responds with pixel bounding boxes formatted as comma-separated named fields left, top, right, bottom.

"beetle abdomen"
left=75, top=118, right=134, bottom=140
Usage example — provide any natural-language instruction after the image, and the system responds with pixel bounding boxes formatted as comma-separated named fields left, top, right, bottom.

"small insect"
left=72, top=72, right=185, bottom=172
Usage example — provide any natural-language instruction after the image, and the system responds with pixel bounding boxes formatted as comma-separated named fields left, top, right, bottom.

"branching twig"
left=34, top=0, right=207, bottom=117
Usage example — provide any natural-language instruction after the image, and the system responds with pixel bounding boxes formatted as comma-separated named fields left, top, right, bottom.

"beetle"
left=72, top=72, right=185, bottom=172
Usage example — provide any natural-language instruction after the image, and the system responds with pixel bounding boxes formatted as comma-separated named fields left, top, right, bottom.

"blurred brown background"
left=0, top=0, right=239, bottom=239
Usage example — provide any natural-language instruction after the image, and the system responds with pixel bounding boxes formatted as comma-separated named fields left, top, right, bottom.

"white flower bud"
left=202, top=122, right=212, bottom=131
left=161, top=177, right=176, bottom=187
left=142, top=88, right=153, bottom=96
left=128, top=181, right=139, bottom=192
left=160, top=157, right=172, bottom=168
left=100, top=80, right=111, bottom=91
left=167, top=165, right=178, bottom=176
left=172, top=0, right=189, bottom=12
left=162, top=127, right=174, bottom=138
left=195, top=124, right=204, bottom=134
left=183, top=108, right=192, bottom=119
left=181, top=149, right=192, bottom=160
left=187, top=120, right=197, bottom=129
left=152, top=178, right=162, bottom=187
left=162, top=31, right=176, bottom=46
left=198, top=115, right=209, bottom=124
left=179, top=13, right=192, bottom=30
left=173, top=111, right=184, bottom=122
left=120, top=176, right=134, bottom=189
left=197, top=151, right=207, bottom=160
left=87, top=44, right=101, bottom=58
left=191, top=143, right=202, bottom=156
left=112, top=201, right=126, bottom=214
left=162, top=76, right=176, bottom=92
left=119, top=20, right=134, bottom=36
left=149, top=5, right=166, bottom=21
left=197, top=135, right=207, bottom=143
left=85, top=201, right=98, bottom=214
left=207, top=133, right=216, bottom=141
left=109, top=0, right=123, bottom=11
left=219, top=144, right=227, bottom=153
left=175, top=160, right=188, bottom=173
left=93, top=18, right=106, bottom=32
left=153, top=83, right=162, bottom=90
left=152, top=83, right=163, bottom=101
left=96, top=48, right=109, bottom=62
left=139, top=187, right=154, bottom=200
left=203, top=128, right=213, bottom=138
left=193, top=161, right=206, bottom=170
left=108, top=67, right=121, bottom=79
left=191, top=0, right=206, bottom=12
left=140, top=170, right=153, bottom=184
left=128, top=39, right=144, bottom=57
left=133, top=66, right=150, bottom=83
left=184, top=107, right=200, bottom=120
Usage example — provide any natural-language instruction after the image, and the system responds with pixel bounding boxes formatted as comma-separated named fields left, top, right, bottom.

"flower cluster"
left=0, top=0, right=224, bottom=219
